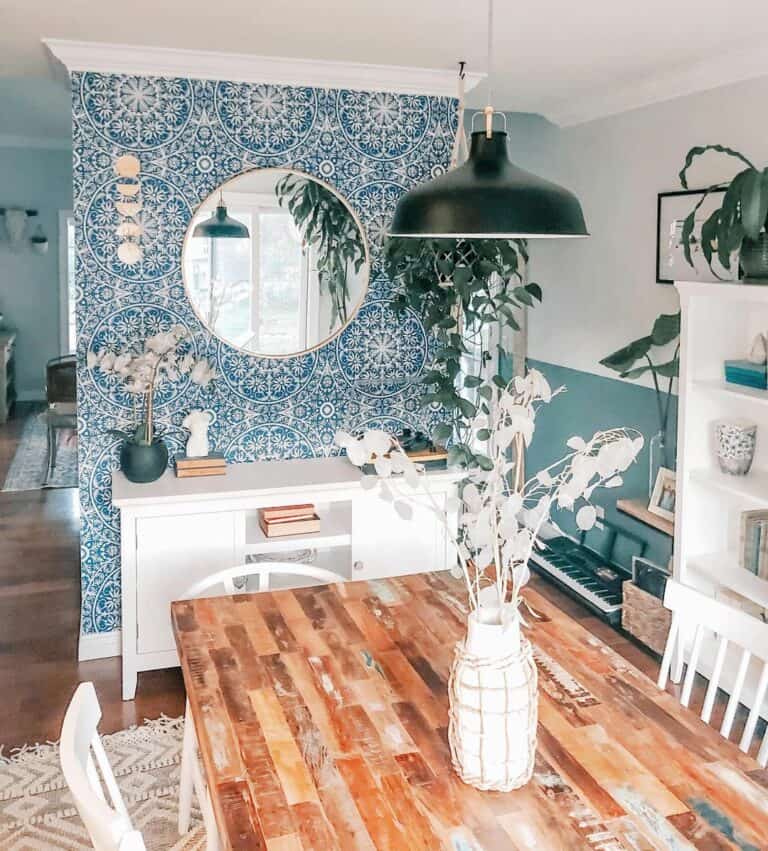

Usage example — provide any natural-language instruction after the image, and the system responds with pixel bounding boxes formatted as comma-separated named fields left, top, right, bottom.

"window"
left=187, top=200, right=307, bottom=354
left=59, top=212, right=76, bottom=355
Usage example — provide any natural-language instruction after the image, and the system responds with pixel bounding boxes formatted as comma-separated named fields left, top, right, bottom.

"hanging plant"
left=385, top=236, right=541, bottom=468
left=275, top=174, right=366, bottom=330
left=678, top=145, right=768, bottom=279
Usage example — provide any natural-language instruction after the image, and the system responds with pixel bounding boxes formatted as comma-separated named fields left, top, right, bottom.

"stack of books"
left=259, top=504, right=320, bottom=538
left=724, top=359, right=768, bottom=390
left=175, top=453, right=227, bottom=478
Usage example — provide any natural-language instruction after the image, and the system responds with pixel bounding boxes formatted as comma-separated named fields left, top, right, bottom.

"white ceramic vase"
left=448, top=604, right=538, bottom=791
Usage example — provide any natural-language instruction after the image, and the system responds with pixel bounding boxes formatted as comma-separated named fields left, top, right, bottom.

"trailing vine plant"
left=385, top=237, right=542, bottom=469
left=275, top=173, right=366, bottom=331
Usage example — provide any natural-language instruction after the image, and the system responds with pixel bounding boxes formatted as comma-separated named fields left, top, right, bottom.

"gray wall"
left=0, top=146, right=73, bottom=398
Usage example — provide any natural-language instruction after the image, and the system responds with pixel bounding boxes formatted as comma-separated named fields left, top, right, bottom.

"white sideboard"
left=112, top=456, right=459, bottom=699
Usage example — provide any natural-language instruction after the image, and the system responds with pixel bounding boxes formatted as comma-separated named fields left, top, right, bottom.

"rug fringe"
left=0, top=713, right=184, bottom=766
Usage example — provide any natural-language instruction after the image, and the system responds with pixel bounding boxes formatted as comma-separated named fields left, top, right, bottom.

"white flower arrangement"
left=88, top=325, right=216, bottom=445
left=336, top=369, right=642, bottom=616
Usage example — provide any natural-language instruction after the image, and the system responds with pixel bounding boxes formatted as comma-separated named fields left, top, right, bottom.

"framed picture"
left=739, top=509, right=768, bottom=579
left=656, top=189, right=738, bottom=284
left=649, top=467, right=676, bottom=522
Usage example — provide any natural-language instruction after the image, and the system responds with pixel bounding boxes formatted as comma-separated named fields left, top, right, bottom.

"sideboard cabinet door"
left=351, top=490, right=448, bottom=579
left=135, top=512, right=237, bottom=654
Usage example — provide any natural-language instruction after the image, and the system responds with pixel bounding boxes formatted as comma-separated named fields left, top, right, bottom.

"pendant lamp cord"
left=484, top=0, right=495, bottom=137
left=450, top=61, right=468, bottom=170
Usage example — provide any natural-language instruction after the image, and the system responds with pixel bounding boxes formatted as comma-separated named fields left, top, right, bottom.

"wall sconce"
left=29, top=224, right=49, bottom=255
left=114, top=154, right=143, bottom=265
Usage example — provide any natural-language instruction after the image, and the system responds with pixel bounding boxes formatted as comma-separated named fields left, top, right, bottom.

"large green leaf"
left=679, top=145, right=755, bottom=189
left=655, top=357, right=679, bottom=378
left=651, top=312, right=680, bottom=345
left=599, top=336, right=653, bottom=372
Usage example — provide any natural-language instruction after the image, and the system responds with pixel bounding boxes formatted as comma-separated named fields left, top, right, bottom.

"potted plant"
left=599, top=312, right=679, bottom=493
left=336, top=369, right=642, bottom=791
left=88, top=325, right=216, bottom=483
left=679, top=145, right=768, bottom=280
left=385, top=236, right=541, bottom=466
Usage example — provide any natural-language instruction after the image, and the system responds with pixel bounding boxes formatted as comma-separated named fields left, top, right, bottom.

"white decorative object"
left=117, top=241, right=143, bottom=265
left=715, top=419, right=757, bottom=476
left=448, top=602, right=537, bottom=790
left=182, top=409, right=214, bottom=458
left=115, top=154, right=141, bottom=178
left=748, top=332, right=768, bottom=365
left=115, top=200, right=142, bottom=217
left=114, top=154, right=143, bottom=266
left=110, top=457, right=460, bottom=697
left=336, top=369, right=642, bottom=790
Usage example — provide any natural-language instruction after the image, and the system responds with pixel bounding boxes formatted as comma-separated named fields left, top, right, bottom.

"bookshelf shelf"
left=688, top=551, right=768, bottom=610
left=694, top=378, right=768, bottom=406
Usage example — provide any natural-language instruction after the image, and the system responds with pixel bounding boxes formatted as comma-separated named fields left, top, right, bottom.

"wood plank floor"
left=0, top=403, right=759, bottom=756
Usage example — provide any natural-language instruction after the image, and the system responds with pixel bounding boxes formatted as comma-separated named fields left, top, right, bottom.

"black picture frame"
left=656, top=188, right=733, bottom=284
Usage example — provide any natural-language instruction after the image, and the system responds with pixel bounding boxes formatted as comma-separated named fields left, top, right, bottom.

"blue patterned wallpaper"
left=72, top=72, right=457, bottom=635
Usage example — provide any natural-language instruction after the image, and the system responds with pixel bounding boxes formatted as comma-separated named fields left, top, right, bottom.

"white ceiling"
left=3, top=0, right=768, bottom=138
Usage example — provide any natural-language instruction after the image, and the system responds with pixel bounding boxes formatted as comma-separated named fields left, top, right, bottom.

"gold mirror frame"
left=181, top=166, right=371, bottom=359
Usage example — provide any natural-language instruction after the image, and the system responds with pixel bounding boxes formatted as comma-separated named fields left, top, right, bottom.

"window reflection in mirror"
left=183, top=169, right=369, bottom=358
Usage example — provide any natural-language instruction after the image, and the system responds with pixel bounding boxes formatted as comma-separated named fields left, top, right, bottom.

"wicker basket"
left=621, top=580, right=672, bottom=655
left=448, top=609, right=538, bottom=791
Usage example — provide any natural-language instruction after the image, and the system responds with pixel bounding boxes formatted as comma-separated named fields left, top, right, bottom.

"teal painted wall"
left=525, top=359, right=677, bottom=571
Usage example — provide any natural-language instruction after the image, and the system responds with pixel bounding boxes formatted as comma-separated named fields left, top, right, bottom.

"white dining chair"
left=658, top=578, right=768, bottom=766
left=177, top=560, right=344, bottom=842
left=60, top=682, right=146, bottom=851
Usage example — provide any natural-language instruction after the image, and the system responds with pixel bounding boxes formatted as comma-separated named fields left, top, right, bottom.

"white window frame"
left=58, top=210, right=75, bottom=355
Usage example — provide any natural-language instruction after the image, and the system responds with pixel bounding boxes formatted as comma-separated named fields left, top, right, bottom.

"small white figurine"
left=182, top=409, right=214, bottom=458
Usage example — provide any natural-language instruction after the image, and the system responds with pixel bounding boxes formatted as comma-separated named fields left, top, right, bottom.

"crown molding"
left=0, top=133, right=70, bottom=151
left=43, top=39, right=484, bottom=98
left=548, top=41, right=768, bottom=127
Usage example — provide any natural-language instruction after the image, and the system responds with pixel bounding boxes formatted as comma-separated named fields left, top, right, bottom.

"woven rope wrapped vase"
left=448, top=606, right=538, bottom=791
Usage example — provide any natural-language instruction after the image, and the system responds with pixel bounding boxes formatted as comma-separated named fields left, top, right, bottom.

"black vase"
left=120, top=438, right=168, bottom=483
left=740, top=233, right=768, bottom=281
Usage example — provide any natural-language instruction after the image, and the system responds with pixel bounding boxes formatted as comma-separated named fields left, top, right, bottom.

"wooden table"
left=171, top=573, right=768, bottom=850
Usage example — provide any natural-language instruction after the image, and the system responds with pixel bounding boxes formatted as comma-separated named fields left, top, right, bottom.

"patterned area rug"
left=0, top=716, right=205, bottom=849
left=2, top=414, right=78, bottom=492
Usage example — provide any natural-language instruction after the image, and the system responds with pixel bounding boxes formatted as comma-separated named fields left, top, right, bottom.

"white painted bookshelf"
left=675, top=280, right=768, bottom=718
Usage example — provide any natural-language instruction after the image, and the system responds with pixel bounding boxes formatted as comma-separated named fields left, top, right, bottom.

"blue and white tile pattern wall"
left=72, top=72, right=457, bottom=634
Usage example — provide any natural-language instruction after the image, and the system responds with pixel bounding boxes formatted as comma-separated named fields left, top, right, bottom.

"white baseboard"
left=17, top=390, right=46, bottom=402
left=78, top=629, right=121, bottom=661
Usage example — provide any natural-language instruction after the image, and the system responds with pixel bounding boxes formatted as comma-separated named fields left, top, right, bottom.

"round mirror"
left=183, top=168, right=369, bottom=357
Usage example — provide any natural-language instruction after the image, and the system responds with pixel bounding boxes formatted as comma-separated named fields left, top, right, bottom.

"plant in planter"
left=679, top=145, right=768, bottom=280
left=599, top=311, right=679, bottom=492
left=88, top=325, right=216, bottom=483
left=276, top=173, right=367, bottom=330
left=385, top=236, right=541, bottom=467
left=336, top=369, right=642, bottom=791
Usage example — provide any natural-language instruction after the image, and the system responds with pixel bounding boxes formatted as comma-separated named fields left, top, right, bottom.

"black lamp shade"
left=193, top=203, right=250, bottom=239
left=390, top=130, right=588, bottom=239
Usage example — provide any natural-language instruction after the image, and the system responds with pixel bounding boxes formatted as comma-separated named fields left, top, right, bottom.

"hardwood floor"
left=0, top=403, right=759, bottom=756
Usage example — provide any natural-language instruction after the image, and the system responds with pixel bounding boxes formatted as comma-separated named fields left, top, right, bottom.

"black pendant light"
left=390, top=0, right=588, bottom=239
left=193, top=190, right=250, bottom=239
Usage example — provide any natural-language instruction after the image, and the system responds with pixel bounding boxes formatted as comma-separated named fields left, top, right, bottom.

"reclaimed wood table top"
left=171, top=572, right=768, bottom=850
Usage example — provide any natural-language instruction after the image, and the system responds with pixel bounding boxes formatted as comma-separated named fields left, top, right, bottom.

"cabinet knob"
left=353, top=560, right=364, bottom=572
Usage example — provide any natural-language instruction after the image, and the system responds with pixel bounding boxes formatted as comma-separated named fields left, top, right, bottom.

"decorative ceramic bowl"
left=715, top=420, right=757, bottom=476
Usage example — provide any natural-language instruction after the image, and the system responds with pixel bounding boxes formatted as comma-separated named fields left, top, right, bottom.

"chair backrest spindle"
left=658, top=579, right=768, bottom=766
